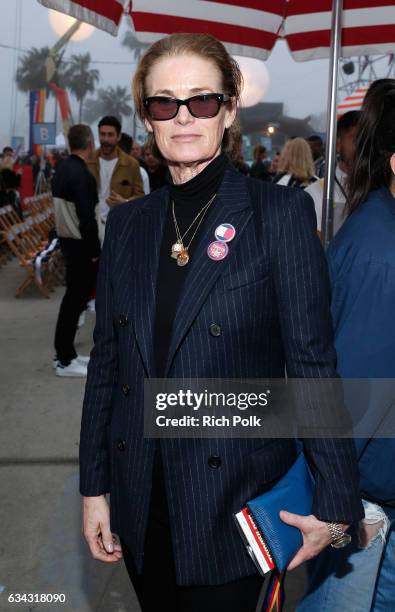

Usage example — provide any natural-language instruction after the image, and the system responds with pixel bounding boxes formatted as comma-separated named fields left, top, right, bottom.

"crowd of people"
left=1, top=31, right=394, bottom=612
left=0, top=135, right=170, bottom=219
left=1, top=115, right=352, bottom=244
left=228, top=124, right=358, bottom=240
left=43, top=116, right=340, bottom=380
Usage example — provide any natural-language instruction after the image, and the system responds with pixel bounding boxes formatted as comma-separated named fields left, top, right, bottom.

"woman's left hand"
left=279, top=511, right=350, bottom=570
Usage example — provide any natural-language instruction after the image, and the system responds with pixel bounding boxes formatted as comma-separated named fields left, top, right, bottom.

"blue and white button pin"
left=214, top=223, right=236, bottom=243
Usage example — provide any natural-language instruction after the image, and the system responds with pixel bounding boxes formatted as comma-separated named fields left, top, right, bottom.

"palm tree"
left=16, top=47, right=69, bottom=141
left=83, top=86, right=133, bottom=124
left=16, top=47, right=49, bottom=92
left=16, top=47, right=47, bottom=92
left=122, top=29, right=148, bottom=62
left=64, top=53, right=100, bottom=122
left=83, top=97, right=104, bottom=125
left=16, top=46, right=64, bottom=92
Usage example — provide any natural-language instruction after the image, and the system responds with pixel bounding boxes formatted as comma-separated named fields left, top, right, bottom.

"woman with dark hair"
left=79, top=33, right=363, bottom=612
left=298, top=78, right=395, bottom=612
left=229, top=131, right=249, bottom=175
left=250, top=144, right=271, bottom=181
left=142, top=142, right=168, bottom=191
left=0, top=167, right=22, bottom=218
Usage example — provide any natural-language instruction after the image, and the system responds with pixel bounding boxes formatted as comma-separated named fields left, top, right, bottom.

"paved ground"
left=0, top=260, right=305, bottom=612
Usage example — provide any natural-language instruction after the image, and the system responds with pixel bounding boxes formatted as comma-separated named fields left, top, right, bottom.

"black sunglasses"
left=143, top=93, right=231, bottom=121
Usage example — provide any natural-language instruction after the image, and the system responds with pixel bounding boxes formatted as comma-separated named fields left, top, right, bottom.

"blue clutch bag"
left=236, top=452, right=314, bottom=574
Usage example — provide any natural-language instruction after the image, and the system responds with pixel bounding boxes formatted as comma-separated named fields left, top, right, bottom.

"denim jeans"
left=297, top=501, right=394, bottom=612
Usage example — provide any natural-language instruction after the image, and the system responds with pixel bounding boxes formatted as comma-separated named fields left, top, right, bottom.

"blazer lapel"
left=164, top=168, right=253, bottom=377
left=131, top=188, right=168, bottom=377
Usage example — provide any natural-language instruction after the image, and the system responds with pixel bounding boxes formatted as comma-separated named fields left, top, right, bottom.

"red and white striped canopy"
left=284, top=0, right=395, bottom=61
left=37, top=0, right=395, bottom=62
left=130, top=1, right=285, bottom=61
left=38, top=0, right=129, bottom=36
left=38, top=0, right=285, bottom=60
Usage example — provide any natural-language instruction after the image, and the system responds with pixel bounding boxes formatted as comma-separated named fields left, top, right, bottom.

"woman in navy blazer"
left=80, top=33, right=363, bottom=612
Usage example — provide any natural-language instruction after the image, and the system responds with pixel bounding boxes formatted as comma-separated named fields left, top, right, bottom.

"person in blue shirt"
left=298, top=78, right=395, bottom=611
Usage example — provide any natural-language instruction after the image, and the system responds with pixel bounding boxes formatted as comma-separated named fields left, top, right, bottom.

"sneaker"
left=53, top=354, right=90, bottom=369
left=76, top=355, right=90, bottom=365
left=55, top=357, right=88, bottom=377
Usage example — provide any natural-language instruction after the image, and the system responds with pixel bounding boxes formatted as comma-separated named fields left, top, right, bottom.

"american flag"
left=337, top=84, right=369, bottom=117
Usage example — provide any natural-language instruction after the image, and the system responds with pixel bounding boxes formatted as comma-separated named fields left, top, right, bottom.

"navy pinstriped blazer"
left=80, top=166, right=363, bottom=585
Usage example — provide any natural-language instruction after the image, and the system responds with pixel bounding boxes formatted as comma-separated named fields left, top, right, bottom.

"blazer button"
left=208, top=455, right=222, bottom=469
left=122, top=384, right=130, bottom=396
left=119, top=314, right=128, bottom=327
left=117, top=439, right=126, bottom=451
left=209, top=323, right=222, bottom=337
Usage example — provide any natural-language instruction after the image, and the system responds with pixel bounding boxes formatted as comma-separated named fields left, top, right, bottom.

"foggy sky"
left=0, top=0, right=331, bottom=148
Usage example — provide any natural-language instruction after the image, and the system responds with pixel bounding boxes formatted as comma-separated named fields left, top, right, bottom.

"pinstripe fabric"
left=79, top=166, right=363, bottom=585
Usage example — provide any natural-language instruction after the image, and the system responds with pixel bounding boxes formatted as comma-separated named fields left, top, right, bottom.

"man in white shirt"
left=87, top=116, right=144, bottom=239
left=98, top=155, right=117, bottom=222
left=305, top=111, right=360, bottom=239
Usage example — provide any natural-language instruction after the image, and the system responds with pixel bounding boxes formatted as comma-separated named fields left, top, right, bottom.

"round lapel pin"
left=207, top=241, right=229, bottom=261
left=214, top=223, right=236, bottom=243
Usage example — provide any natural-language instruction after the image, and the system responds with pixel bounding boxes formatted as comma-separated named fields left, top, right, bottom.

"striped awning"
left=37, top=0, right=286, bottom=60
left=37, top=0, right=395, bottom=62
left=284, top=0, right=395, bottom=61
left=37, top=0, right=129, bottom=36
left=130, top=1, right=285, bottom=61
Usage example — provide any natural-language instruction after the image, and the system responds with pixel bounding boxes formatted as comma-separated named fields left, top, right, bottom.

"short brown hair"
left=67, top=124, right=93, bottom=151
left=132, top=33, right=243, bottom=158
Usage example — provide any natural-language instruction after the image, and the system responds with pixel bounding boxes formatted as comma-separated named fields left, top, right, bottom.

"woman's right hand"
left=82, top=495, right=123, bottom=563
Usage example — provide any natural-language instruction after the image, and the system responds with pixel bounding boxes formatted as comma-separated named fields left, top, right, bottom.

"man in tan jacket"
left=87, top=116, right=144, bottom=238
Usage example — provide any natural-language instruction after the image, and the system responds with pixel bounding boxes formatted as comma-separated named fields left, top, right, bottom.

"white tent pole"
left=321, top=0, right=343, bottom=247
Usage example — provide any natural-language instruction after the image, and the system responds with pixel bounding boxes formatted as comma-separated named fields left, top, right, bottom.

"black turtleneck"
left=154, top=152, right=229, bottom=377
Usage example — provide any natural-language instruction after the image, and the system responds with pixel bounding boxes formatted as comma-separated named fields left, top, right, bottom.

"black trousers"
left=54, top=240, right=96, bottom=365
left=122, top=447, right=264, bottom=612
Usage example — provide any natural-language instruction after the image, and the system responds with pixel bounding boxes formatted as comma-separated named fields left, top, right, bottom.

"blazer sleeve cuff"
left=79, top=478, right=110, bottom=497
left=312, top=485, right=364, bottom=524
left=79, top=459, right=110, bottom=497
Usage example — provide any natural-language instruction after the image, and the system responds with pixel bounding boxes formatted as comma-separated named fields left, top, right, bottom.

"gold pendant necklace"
left=171, top=241, right=183, bottom=259
left=177, top=249, right=190, bottom=267
left=171, top=194, right=216, bottom=266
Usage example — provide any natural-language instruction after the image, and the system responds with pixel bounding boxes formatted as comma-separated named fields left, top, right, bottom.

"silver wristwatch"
left=326, top=522, right=352, bottom=549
